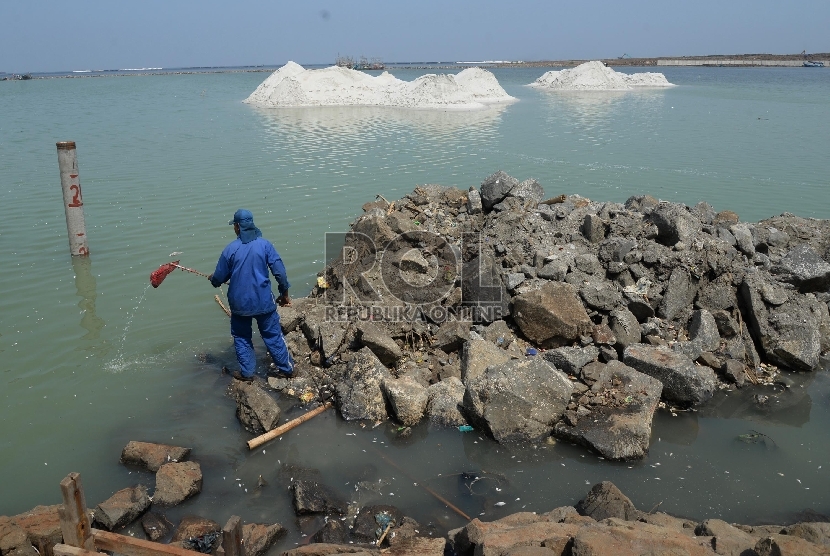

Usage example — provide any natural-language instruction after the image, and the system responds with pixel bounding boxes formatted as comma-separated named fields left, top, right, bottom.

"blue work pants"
left=230, top=311, right=294, bottom=377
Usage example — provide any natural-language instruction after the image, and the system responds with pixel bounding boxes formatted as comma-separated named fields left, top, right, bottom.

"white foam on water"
left=244, top=62, right=516, bottom=110
left=530, top=61, right=674, bottom=91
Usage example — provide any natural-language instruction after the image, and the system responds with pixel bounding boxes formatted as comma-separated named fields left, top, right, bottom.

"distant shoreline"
left=4, top=53, right=828, bottom=80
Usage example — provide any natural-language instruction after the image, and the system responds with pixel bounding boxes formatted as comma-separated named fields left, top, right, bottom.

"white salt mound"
left=245, top=62, right=516, bottom=110
left=531, top=61, right=674, bottom=91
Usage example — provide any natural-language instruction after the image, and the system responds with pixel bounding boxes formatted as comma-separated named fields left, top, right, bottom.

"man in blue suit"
left=209, top=209, right=294, bottom=381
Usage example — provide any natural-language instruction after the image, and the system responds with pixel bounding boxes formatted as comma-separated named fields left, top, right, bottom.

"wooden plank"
left=91, top=529, right=202, bottom=556
left=221, top=516, right=243, bottom=556
left=247, top=401, right=333, bottom=450
left=53, top=544, right=102, bottom=556
left=58, top=473, right=94, bottom=550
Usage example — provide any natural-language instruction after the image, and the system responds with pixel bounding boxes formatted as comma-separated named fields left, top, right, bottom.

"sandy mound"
left=531, top=61, right=674, bottom=91
left=245, top=62, right=516, bottom=110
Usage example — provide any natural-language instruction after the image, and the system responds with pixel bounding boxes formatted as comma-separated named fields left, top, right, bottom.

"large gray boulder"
left=739, top=273, right=822, bottom=371
left=357, top=321, right=402, bottom=366
left=576, top=481, right=641, bottom=521
left=772, top=244, right=830, bottom=293
left=659, top=268, right=698, bottom=321
left=554, top=361, right=663, bottom=460
left=480, top=170, right=519, bottom=211
left=512, top=282, right=593, bottom=347
left=507, top=178, right=545, bottom=204
left=381, top=377, right=428, bottom=426
left=609, top=308, right=641, bottom=351
left=650, top=203, right=697, bottom=246
left=688, top=309, right=721, bottom=352
left=243, top=523, right=286, bottom=556
left=335, top=347, right=391, bottom=421
left=153, top=462, right=202, bottom=506
left=460, top=338, right=511, bottom=384
left=94, top=485, right=151, bottom=531
left=426, top=377, right=467, bottom=427
left=120, top=441, right=191, bottom=472
left=292, top=480, right=347, bottom=515
left=231, top=380, right=281, bottom=434
left=463, top=357, right=573, bottom=443
left=433, top=320, right=471, bottom=353
left=623, top=344, right=716, bottom=406
left=544, top=345, right=599, bottom=376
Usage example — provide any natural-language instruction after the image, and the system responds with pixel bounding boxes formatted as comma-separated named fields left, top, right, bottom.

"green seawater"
left=1, top=67, right=830, bottom=543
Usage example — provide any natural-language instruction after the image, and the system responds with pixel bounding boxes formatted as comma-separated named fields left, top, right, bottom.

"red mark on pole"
left=76, top=232, right=85, bottom=236
left=70, top=174, right=78, bottom=179
left=68, top=183, right=84, bottom=207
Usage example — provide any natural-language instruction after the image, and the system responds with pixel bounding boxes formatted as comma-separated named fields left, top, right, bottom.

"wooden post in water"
left=56, top=141, right=89, bottom=256
left=58, top=473, right=95, bottom=551
left=221, top=516, right=244, bottom=556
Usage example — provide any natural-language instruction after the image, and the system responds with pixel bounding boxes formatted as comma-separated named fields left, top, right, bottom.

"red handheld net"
left=150, top=260, right=180, bottom=288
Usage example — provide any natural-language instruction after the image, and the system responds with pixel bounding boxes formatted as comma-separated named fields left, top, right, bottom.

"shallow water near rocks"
left=2, top=66, right=830, bottom=549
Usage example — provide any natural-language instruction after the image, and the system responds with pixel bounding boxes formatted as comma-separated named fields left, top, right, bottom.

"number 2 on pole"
left=68, top=183, right=83, bottom=207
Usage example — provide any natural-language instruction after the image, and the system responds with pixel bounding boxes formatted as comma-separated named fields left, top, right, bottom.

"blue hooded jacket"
left=210, top=211, right=290, bottom=316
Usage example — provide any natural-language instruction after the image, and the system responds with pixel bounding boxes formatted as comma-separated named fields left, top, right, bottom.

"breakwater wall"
left=657, top=59, right=827, bottom=67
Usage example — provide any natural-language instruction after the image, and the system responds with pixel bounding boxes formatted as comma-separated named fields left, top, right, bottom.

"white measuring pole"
left=56, top=141, right=89, bottom=256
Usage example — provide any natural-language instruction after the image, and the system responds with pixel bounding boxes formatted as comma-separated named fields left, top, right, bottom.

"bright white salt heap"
left=245, top=61, right=516, bottom=110
left=531, top=60, right=674, bottom=91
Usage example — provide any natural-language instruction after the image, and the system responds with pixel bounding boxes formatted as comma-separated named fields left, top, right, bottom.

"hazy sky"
left=2, top=0, right=828, bottom=73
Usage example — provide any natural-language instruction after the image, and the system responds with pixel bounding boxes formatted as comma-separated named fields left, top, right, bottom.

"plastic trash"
left=458, top=425, right=474, bottom=432
left=526, top=347, right=538, bottom=356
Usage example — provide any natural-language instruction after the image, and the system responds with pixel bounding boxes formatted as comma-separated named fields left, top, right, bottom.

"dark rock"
left=672, top=340, right=703, bottom=361
left=460, top=338, right=511, bottom=384
left=782, top=522, right=830, bottom=547
left=154, top=462, right=202, bottom=506
left=755, top=534, right=829, bottom=556
left=426, top=377, right=467, bottom=427
left=544, top=345, right=599, bottom=376
left=292, top=480, right=347, bottom=515
left=94, top=485, right=151, bottom=531
left=9, top=506, right=62, bottom=556
left=512, top=282, right=593, bottom=347
left=740, top=274, right=822, bottom=371
left=538, top=260, right=568, bottom=281
left=309, top=520, right=347, bottom=545
left=555, top=361, right=663, bottom=460
left=580, top=280, right=622, bottom=311
left=231, top=380, right=281, bottom=434
left=582, top=214, right=607, bottom=243
left=577, top=481, right=641, bottom=521
left=772, top=244, right=830, bottom=292
left=0, top=517, right=31, bottom=556
left=650, top=203, right=696, bottom=246
left=697, top=352, right=722, bottom=370
left=357, top=322, right=402, bottom=365
left=336, top=347, right=391, bottom=421
left=480, top=170, right=519, bottom=212
left=609, top=308, right=641, bottom=352
left=623, top=344, right=716, bottom=406
left=120, top=441, right=191, bottom=472
left=171, top=515, right=220, bottom=543
left=721, top=359, right=747, bottom=386
left=141, top=512, right=171, bottom=542
left=504, top=272, right=526, bottom=291
left=351, top=215, right=396, bottom=252
left=599, top=345, right=618, bottom=362
left=626, top=295, right=655, bottom=323
left=243, top=523, right=286, bottom=556
left=688, top=309, right=721, bottom=352
left=382, top=378, right=428, bottom=426
left=574, top=253, right=603, bottom=275
left=278, top=304, right=302, bottom=333
left=659, top=268, right=698, bottom=321
left=483, top=320, right=517, bottom=348
left=467, top=188, right=483, bottom=215
left=464, top=357, right=573, bottom=443
left=695, top=276, right=738, bottom=313
left=507, top=178, right=545, bottom=204
left=352, top=505, right=403, bottom=543
left=580, top=361, right=606, bottom=386
left=696, top=519, right=757, bottom=556
left=712, top=310, right=740, bottom=337
left=715, top=210, right=740, bottom=227
left=592, top=323, right=616, bottom=345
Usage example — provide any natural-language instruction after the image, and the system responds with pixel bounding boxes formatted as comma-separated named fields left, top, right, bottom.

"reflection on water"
left=251, top=104, right=509, bottom=138
left=700, top=373, right=815, bottom=427
left=71, top=257, right=106, bottom=341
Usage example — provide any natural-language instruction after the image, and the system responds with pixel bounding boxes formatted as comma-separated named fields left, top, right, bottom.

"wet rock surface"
left=120, top=441, right=191, bottom=472
left=93, top=484, right=151, bottom=531
left=153, top=461, right=202, bottom=506
left=230, top=380, right=282, bottom=434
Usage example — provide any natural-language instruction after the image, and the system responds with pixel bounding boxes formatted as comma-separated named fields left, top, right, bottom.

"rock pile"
left=270, top=170, right=830, bottom=461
